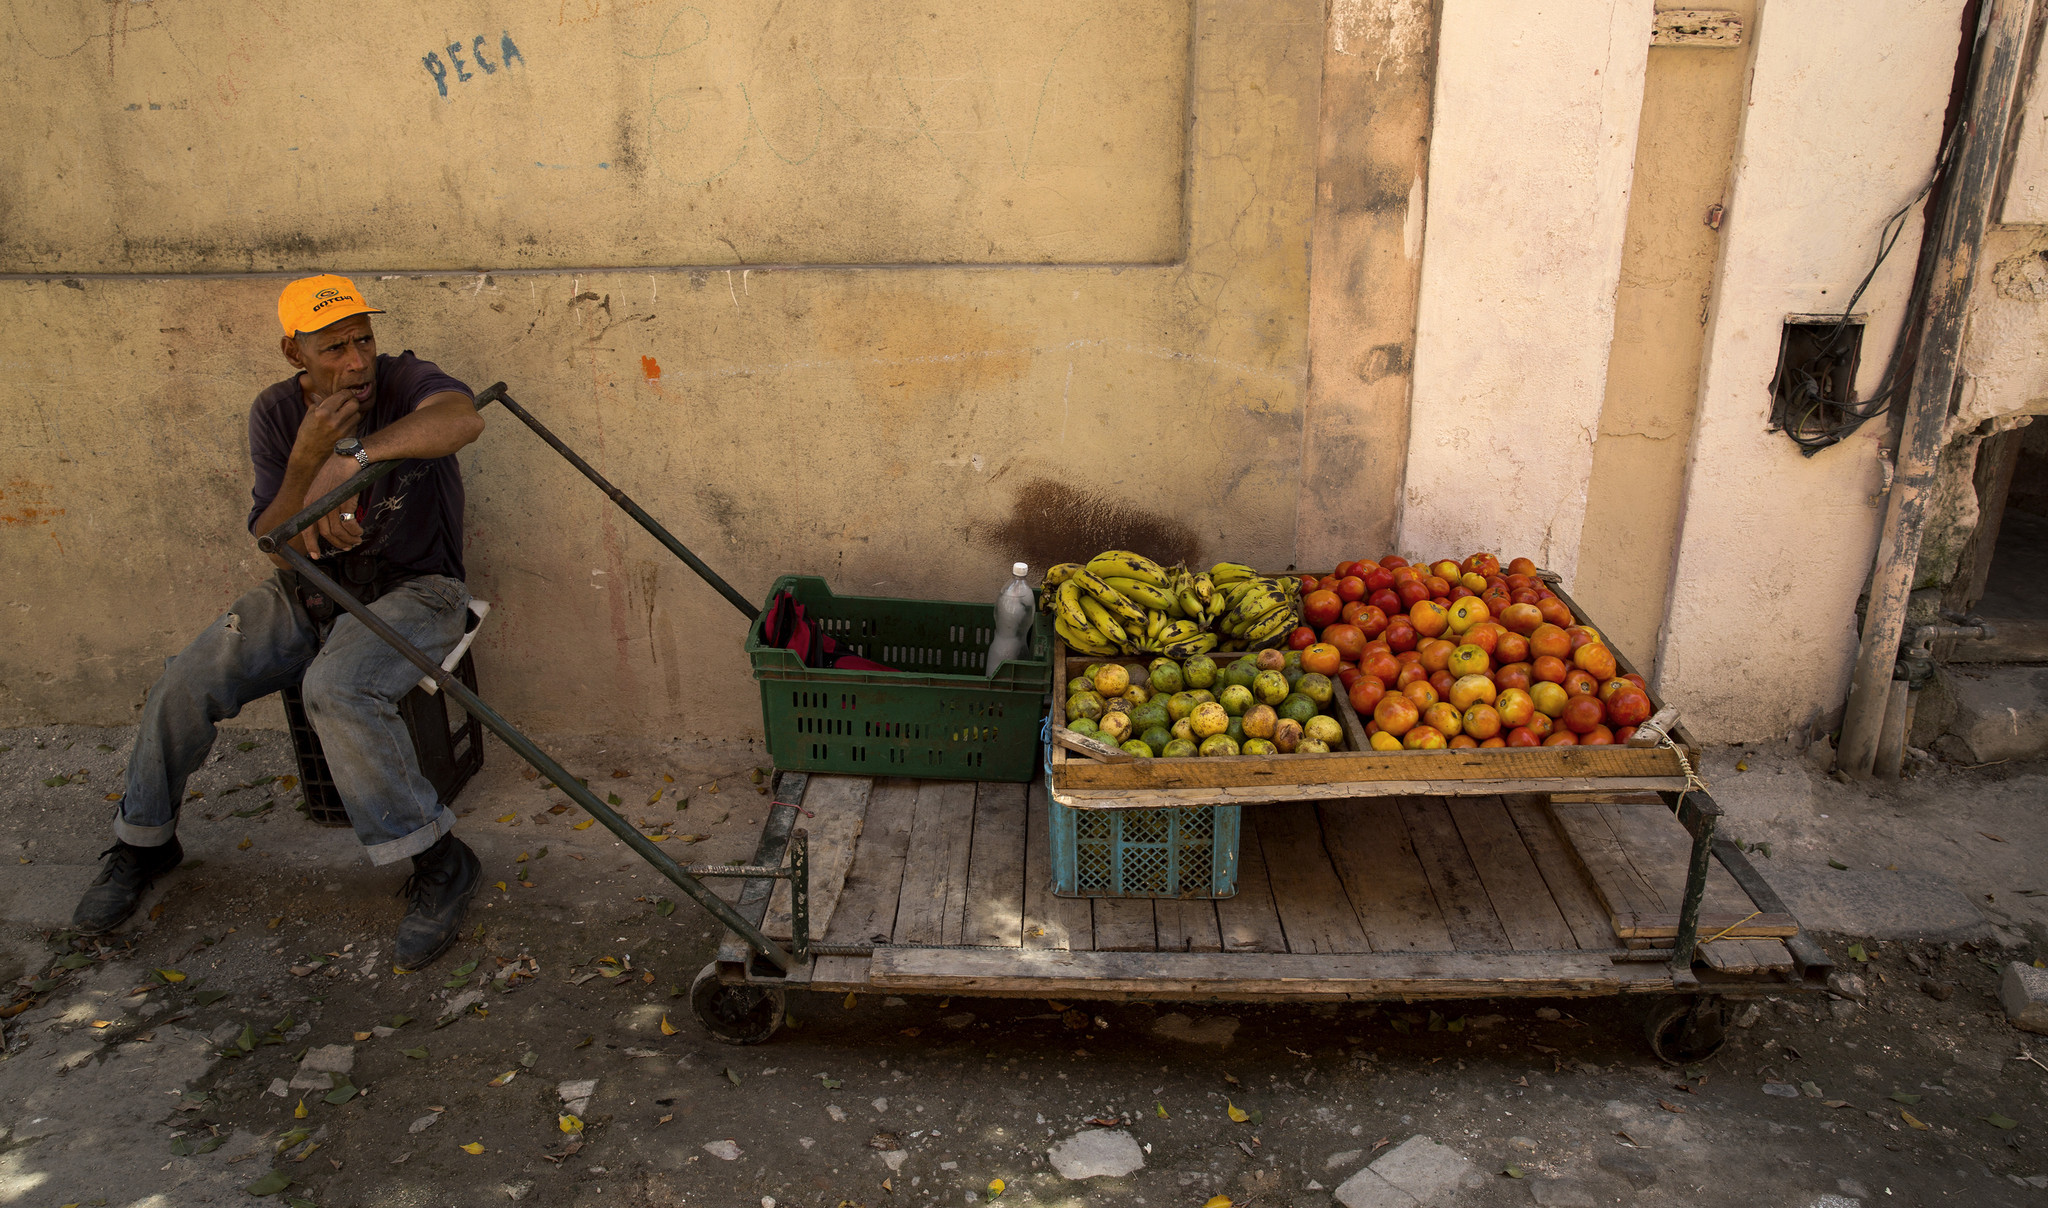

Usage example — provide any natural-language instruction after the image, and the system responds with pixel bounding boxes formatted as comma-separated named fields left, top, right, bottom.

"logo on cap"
left=314, top=288, right=340, bottom=299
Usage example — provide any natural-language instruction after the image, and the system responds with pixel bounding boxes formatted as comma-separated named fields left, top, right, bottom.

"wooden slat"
left=1052, top=744, right=1692, bottom=792
left=764, top=776, right=872, bottom=941
left=1504, top=796, right=1618, bottom=949
left=1214, top=814, right=1288, bottom=953
left=1258, top=804, right=1372, bottom=954
left=892, top=780, right=978, bottom=946
left=1551, top=800, right=1794, bottom=940
left=1320, top=800, right=1452, bottom=953
left=820, top=779, right=921, bottom=946
left=808, top=955, right=872, bottom=990
left=1548, top=802, right=1666, bottom=921
left=1700, top=938, right=1794, bottom=974
left=963, top=782, right=1029, bottom=949
left=1612, top=911, right=1797, bottom=939
left=1399, top=798, right=1513, bottom=951
left=1052, top=775, right=1692, bottom=809
left=1155, top=898, right=1223, bottom=953
left=1091, top=898, right=1159, bottom=951
left=868, top=947, right=1669, bottom=997
left=1445, top=797, right=1577, bottom=951
left=1022, top=779, right=1092, bottom=951
left=715, top=776, right=806, bottom=969
left=1597, top=801, right=1756, bottom=917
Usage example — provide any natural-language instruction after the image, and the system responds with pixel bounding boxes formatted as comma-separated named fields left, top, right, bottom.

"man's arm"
left=256, top=391, right=483, bottom=567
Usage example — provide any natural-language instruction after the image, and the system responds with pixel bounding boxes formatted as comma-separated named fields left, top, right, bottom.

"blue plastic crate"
left=1047, top=799, right=1240, bottom=899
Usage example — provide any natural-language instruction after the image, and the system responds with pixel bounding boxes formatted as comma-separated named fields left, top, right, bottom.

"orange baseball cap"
left=277, top=274, right=384, bottom=337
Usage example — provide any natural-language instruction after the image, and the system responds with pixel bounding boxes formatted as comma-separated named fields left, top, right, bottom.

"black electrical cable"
left=1777, top=124, right=1961, bottom=456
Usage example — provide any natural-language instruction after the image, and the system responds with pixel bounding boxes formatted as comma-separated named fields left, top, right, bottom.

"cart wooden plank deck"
left=716, top=773, right=1825, bottom=1005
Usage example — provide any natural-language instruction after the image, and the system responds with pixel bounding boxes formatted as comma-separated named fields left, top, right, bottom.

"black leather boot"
left=72, top=838, right=184, bottom=934
left=393, top=832, right=481, bottom=971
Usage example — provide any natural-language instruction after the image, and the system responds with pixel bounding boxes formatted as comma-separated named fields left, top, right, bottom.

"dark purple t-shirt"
left=246, top=351, right=472, bottom=580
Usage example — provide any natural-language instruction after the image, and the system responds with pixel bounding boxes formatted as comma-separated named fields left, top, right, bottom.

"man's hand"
left=293, top=388, right=366, bottom=558
left=291, top=386, right=362, bottom=462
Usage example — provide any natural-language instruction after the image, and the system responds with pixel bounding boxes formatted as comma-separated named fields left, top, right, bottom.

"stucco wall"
left=1658, top=0, right=1969, bottom=743
left=0, top=0, right=1335, bottom=736
left=1398, top=0, right=1654, bottom=583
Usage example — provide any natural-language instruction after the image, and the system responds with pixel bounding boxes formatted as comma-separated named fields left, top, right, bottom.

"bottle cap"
left=1013, top=562, right=1029, bottom=576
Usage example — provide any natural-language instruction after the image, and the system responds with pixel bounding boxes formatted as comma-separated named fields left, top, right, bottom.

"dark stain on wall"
left=615, top=113, right=643, bottom=178
left=1357, top=342, right=1410, bottom=385
left=976, top=479, right=1201, bottom=570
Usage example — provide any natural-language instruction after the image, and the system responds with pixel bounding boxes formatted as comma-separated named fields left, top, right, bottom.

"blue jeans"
left=116, top=571, right=471, bottom=865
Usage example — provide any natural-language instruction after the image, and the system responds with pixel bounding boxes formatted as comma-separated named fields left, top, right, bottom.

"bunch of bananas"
left=1040, top=552, right=1301, bottom=658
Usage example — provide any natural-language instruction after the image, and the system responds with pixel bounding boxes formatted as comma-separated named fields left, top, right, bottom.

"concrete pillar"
left=1657, top=0, right=1968, bottom=742
left=1398, top=0, right=1654, bottom=581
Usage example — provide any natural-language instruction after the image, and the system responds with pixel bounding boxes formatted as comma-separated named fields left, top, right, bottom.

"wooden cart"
left=696, top=583, right=1830, bottom=1061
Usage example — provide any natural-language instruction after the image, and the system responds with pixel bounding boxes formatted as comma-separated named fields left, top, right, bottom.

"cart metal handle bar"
left=264, top=383, right=757, bottom=621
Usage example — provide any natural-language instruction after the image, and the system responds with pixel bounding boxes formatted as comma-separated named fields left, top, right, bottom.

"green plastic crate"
left=746, top=575, right=1052, bottom=782
left=1048, top=800, right=1241, bottom=898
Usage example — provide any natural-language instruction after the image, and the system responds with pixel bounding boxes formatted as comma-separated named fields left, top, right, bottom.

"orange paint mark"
left=0, top=480, right=62, bottom=527
left=640, top=355, right=661, bottom=381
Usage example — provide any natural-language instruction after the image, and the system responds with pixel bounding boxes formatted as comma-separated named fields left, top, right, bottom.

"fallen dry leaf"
left=559, top=1114, right=584, bottom=1134
left=1226, top=1101, right=1249, bottom=1123
left=657, top=1113, right=673, bottom=1125
left=573, top=819, right=594, bottom=831
left=660, top=1013, right=678, bottom=1036
left=236, top=837, right=253, bottom=851
left=1658, top=1100, right=1686, bottom=1114
left=461, top=1141, right=485, bottom=1154
left=1902, top=1109, right=1929, bottom=1130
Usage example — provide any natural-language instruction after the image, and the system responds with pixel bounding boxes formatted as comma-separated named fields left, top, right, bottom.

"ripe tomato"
left=1379, top=555, right=1409, bottom=569
left=1448, top=733, right=1479, bottom=749
left=1542, top=730, right=1579, bottom=746
left=1301, top=643, right=1343, bottom=676
left=1507, top=557, right=1537, bottom=577
left=1531, top=655, right=1568, bottom=684
left=1396, top=579, right=1432, bottom=608
left=1286, top=625, right=1318, bottom=651
left=1300, top=575, right=1321, bottom=593
left=1339, top=600, right=1370, bottom=627
left=1302, top=589, right=1342, bottom=628
left=1349, top=675, right=1385, bottom=714
left=1461, top=552, right=1501, bottom=579
left=1495, top=631, right=1530, bottom=664
left=1373, top=694, right=1419, bottom=736
left=1563, top=669, right=1599, bottom=698
left=1429, top=669, right=1457, bottom=700
left=1613, top=725, right=1637, bottom=744
left=1383, top=619, right=1419, bottom=652
left=1337, top=666, right=1363, bottom=690
left=1505, top=726, right=1541, bottom=747
left=1322, top=623, right=1367, bottom=661
left=1495, top=662, right=1533, bottom=691
left=1580, top=724, right=1615, bottom=746
left=1369, top=587, right=1403, bottom=615
left=1573, top=643, right=1618, bottom=683
left=1336, top=576, right=1367, bottom=603
left=1408, top=600, right=1449, bottom=638
left=1333, top=560, right=1362, bottom=580
left=1364, top=566, right=1395, bottom=593
left=1416, top=638, right=1456, bottom=673
left=1355, top=605, right=1389, bottom=639
left=1606, top=686, right=1653, bottom=728
left=1561, top=695, right=1605, bottom=734
left=1362, top=652, right=1401, bottom=684
left=1537, top=597, right=1574, bottom=627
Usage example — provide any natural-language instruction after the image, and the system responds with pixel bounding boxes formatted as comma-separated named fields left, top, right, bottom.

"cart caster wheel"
left=1644, top=996, right=1726, bottom=1065
left=690, top=962, right=784, bottom=1046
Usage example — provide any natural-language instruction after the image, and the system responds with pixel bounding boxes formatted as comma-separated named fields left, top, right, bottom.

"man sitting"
left=72, top=275, right=487, bottom=970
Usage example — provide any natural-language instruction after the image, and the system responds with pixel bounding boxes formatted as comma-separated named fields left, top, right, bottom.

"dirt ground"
left=0, top=725, right=2043, bottom=1208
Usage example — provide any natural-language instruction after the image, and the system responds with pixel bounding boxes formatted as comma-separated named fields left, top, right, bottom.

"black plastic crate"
left=281, top=650, right=484, bottom=827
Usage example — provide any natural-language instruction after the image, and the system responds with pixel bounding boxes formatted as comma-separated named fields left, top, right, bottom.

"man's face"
left=284, top=314, right=377, bottom=405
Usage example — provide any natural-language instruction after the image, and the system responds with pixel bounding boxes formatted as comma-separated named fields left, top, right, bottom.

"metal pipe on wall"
left=1836, top=0, right=2032, bottom=777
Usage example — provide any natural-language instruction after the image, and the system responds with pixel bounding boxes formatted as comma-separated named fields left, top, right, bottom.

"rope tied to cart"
left=1633, top=714, right=1709, bottom=814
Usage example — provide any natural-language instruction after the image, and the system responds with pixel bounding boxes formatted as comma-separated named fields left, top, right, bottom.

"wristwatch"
left=334, top=437, right=370, bottom=469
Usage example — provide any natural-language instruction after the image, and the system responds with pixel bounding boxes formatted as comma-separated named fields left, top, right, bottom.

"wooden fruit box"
left=1048, top=577, right=1702, bottom=810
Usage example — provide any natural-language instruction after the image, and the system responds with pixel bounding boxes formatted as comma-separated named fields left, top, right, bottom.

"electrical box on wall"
left=1769, top=315, right=1867, bottom=448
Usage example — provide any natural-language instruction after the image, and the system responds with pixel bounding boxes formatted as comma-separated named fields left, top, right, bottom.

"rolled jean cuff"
left=113, top=817, right=179, bottom=848
left=360, top=809, right=456, bottom=866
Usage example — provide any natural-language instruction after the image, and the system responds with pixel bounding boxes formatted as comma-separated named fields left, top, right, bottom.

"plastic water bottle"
left=985, top=562, right=1034, bottom=675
